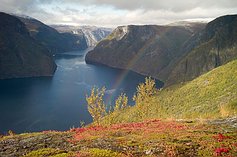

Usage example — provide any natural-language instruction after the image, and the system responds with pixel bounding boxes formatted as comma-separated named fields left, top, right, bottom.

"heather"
left=1, top=119, right=237, bottom=156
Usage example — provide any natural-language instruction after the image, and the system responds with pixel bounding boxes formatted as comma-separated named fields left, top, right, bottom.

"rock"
left=52, top=25, right=113, bottom=47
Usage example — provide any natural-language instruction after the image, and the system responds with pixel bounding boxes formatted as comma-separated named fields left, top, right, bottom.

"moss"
left=80, top=148, right=124, bottom=157
left=0, top=132, right=42, bottom=141
left=23, top=148, right=74, bottom=157
left=198, top=149, right=213, bottom=156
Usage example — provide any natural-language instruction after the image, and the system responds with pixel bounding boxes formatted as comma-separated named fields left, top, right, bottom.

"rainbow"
left=103, top=26, right=173, bottom=104
left=105, top=37, right=155, bottom=104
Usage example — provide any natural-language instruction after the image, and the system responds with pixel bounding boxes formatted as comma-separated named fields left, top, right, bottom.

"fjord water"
left=0, top=48, right=163, bottom=133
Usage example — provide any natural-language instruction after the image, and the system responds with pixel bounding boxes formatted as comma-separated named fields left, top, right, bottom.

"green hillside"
left=102, top=59, right=237, bottom=124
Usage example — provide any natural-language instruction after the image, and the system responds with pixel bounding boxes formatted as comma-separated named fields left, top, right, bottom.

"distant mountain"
left=167, top=15, right=237, bottom=85
left=16, top=16, right=88, bottom=53
left=85, top=23, right=205, bottom=82
left=0, top=12, right=56, bottom=79
left=52, top=25, right=113, bottom=47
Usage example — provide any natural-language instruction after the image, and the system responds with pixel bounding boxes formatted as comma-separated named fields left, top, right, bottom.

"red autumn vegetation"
left=66, top=119, right=237, bottom=156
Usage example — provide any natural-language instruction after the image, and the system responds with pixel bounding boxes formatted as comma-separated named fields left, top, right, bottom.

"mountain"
left=167, top=15, right=237, bottom=85
left=52, top=25, right=113, bottom=47
left=16, top=16, right=88, bottom=53
left=86, top=15, right=237, bottom=86
left=85, top=23, right=205, bottom=82
left=0, top=12, right=56, bottom=79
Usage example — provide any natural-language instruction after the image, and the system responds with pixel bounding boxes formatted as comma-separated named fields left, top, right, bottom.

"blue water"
left=0, top=48, right=163, bottom=134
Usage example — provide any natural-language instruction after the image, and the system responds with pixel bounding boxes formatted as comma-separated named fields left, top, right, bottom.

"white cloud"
left=0, top=0, right=236, bottom=27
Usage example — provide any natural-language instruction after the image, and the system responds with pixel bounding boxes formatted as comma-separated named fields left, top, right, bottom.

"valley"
left=0, top=6, right=236, bottom=157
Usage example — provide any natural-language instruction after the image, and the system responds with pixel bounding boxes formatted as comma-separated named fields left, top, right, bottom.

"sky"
left=0, top=0, right=237, bottom=27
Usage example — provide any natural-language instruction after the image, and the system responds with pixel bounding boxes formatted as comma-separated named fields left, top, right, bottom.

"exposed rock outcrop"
left=52, top=25, right=112, bottom=47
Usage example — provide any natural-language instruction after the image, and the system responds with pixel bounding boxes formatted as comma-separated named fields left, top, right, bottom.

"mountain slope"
left=85, top=24, right=205, bottom=81
left=86, top=15, right=237, bottom=86
left=0, top=12, right=56, bottom=79
left=167, top=15, right=237, bottom=85
left=52, top=25, right=112, bottom=47
left=102, top=59, right=237, bottom=123
left=17, top=16, right=88, bottom=53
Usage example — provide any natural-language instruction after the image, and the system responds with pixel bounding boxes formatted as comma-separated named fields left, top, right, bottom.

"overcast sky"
left=0, top=0, right=237, bottom=27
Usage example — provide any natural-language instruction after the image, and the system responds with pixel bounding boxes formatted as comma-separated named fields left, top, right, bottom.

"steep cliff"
left=0, top=12, right=56, bottom=79
left=86, top=15, right=237, bottom=86
left=85, top=24, right=205, bottom=82
left=167, top=15, right=237, bottom=85
left=52, top=25, right=112, bottom=47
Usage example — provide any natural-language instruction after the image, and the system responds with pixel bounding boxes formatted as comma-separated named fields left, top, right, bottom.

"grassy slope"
left=102, top=59, right=237, bottom=124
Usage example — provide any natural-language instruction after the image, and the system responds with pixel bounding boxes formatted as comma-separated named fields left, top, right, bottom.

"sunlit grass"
left=101, top=59, right=237, bottom=124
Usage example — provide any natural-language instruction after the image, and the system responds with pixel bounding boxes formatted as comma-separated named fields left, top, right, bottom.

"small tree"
left=133, top=77, right=157, bottom=118
left=86, top=87, right=106, bottom=125
left=114, top=93, right=128, bottom=111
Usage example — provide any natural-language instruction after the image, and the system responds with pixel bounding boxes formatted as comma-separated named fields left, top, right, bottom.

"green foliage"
left=97, top=77, right=157, bottom=125
left=97, top=93, right=128, bottom=125
left=114, top=93, right=128, bottom=112
left=23, top=148, right=74, bottom=157
left=86, top=87, right=107, bottom=125
left=133, top=77, right=156, bottom=105
left=85, top=148, right=123, bottom=157
left=132, top=77, right=157, bottom=119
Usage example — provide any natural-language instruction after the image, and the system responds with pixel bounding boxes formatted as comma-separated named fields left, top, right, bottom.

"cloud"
left=58, top=0, right=237, bottom=11
left=0, top=0, right=236, bottom=27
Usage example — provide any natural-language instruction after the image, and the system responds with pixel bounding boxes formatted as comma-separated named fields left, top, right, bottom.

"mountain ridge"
left=52, top=25, right=112, bottom=47
left=85, top=15, right=237, bottom=86
left=167, top=14, right=237, bottom=85
left=16, top=16, right=88, bottom=53
left=0, top=12, right=56, bottom=79
left=85, top=23, right=206, bottom=83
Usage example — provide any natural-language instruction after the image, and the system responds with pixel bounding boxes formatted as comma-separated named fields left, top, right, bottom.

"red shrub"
left=215, top=147, right=230, bottom=156
left=213, top=133, right=230, bottom=142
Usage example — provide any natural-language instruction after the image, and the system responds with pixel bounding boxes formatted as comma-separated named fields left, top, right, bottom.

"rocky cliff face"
left=0, top=12, right=56, bottom=79
left=17, top=16, right=88, bottom=53
left=167, top=15, right=237, bottom=85
left=86, top=15, right=237, bottom=86
left=85, top=24, right=205, bottom=82
left=52, top=25, right=112, bottom=47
